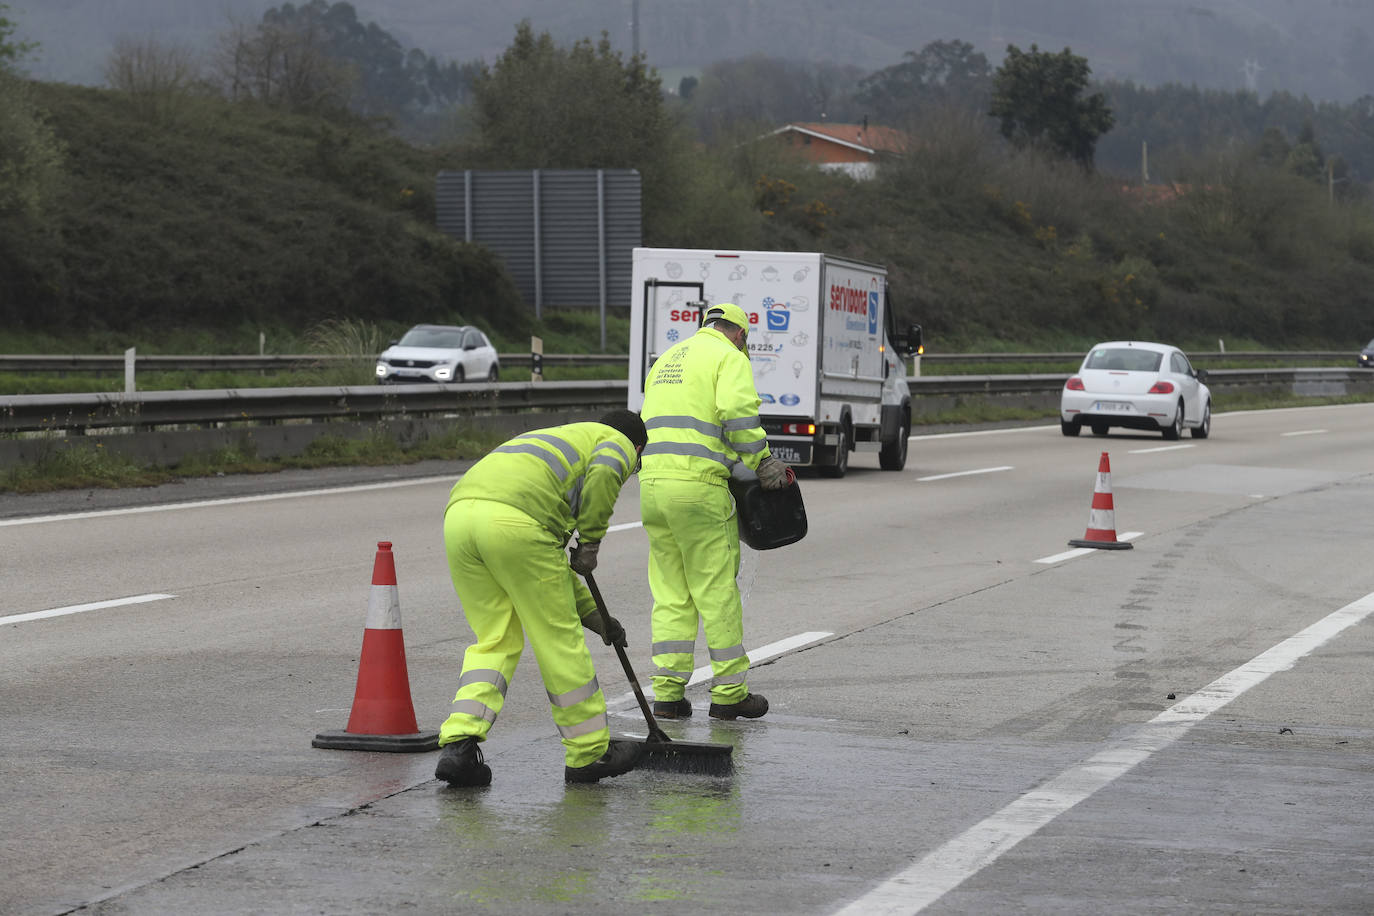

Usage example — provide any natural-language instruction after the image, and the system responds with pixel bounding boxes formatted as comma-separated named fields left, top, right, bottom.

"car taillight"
left=781, top=422, right=815, bottom=435
left=1148, top=380, right=1175, bottom=394
left=1066, top=377, right=1084, bottom=391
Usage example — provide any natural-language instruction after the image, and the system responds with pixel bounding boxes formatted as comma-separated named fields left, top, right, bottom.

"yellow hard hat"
left=704, top=303, right=750, bottom=332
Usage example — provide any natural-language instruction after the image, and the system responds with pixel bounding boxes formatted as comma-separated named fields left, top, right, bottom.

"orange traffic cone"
left=1068, top=452, right=1133, bottom=550
left=313, top=542, right=440, bottom=752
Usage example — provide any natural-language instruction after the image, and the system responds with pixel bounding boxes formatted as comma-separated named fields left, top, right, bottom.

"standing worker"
left=639, top=303, right=792, bottom=722
left=434, top=409, right=648, bottom=787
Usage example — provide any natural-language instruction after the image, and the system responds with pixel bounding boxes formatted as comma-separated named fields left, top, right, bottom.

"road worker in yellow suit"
left=639, top=303, right=793, bottom=722
left=434, top=409, right=648, bottom=786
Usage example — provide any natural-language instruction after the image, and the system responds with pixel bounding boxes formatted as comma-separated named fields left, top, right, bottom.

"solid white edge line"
left=917, top=466, right=1013, bottom=482
left=607, top=631, right=832, bottom=711
left=1034, top=532, right=1144, bottom=565
left=833, top=589, right=1374, bottom=916
left=1281, top=429, right=1328, bottom=437
left=1, top=593, right=177, bottom=626
left=606, top=521, right=644, bottom=533
left=0, top=475, right=458, bottom=527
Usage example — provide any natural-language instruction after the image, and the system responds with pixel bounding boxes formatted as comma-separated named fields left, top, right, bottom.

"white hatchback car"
left=1061, top=341, right=1211, bottom=439
left=375, top=324, right=500, bottom=384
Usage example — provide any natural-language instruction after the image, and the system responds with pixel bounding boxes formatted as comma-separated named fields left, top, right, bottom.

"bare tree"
left=104, top=36, right=202, bottom=120
left=212, top=14, right=352, bottom=114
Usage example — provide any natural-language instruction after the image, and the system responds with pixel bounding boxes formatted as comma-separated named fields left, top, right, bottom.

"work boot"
left=564, top=739, right=643, bottom=784
left=435, top=737, right=492, bottom=787
left=709, top=693, right=769, bottom=721
left=653, top=698, right=693, bottom=719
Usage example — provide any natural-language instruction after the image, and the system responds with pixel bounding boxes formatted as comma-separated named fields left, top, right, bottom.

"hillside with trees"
left=2, top=3, right=1373, bottom=353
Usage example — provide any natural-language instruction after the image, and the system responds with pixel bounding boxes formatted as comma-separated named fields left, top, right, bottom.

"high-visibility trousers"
left=640, top=477, right=750, bottom=705
left=439, top=497, right=610, bottom=768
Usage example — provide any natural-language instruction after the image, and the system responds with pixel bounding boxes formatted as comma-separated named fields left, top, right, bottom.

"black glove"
left=569, top=540, right=600, bottom=574
left=757, top=455, right=791, bottom=490
left=582, top=611, right=627, bottom=647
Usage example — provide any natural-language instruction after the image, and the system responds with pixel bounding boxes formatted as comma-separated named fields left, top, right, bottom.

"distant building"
left=763, top=121, right=912, bottom=179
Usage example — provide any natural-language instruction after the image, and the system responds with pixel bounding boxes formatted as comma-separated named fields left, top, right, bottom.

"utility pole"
left=631, top=0, right=640, bottom=58
left=1141, top=140, right=1149, bottom=188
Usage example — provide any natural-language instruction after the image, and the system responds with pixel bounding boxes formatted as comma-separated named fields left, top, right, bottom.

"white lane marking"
left=607, top=630, right=832, bottom=711
left=1281, top=429, right=1328, bottom=437
left=1, top=593, right=177, bottom=626
left=1034, top=532, right=1143, bottom=564
left=917, top=466, right=1013, bottom=482
left=833, top=590, right=1374, bottom=916
left=606, top=521, right=644, bottom=533
left=914, top=426, right=1055, bottom=441
left=0, top=475, right=458, bottom=527
left=1128, top=444, right=1194, bottom=454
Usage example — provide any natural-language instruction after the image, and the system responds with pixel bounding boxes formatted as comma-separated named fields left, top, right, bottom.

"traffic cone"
left=313, top=542, right=440, bottom=752
left=1068, top=452, right=1134, bottom=550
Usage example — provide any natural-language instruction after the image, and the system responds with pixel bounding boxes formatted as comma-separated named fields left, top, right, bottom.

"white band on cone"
left=365, top=584, right=402, bottom=629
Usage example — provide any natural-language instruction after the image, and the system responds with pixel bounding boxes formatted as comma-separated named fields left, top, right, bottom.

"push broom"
left=583, top=573, right=734, bottom=776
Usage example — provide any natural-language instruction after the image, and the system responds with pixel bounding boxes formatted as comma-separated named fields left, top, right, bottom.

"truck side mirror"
left=895, top=324, right=922, bottom=357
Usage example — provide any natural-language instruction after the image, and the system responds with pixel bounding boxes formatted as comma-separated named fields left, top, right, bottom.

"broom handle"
left=584, top=572, right=671, bottom=744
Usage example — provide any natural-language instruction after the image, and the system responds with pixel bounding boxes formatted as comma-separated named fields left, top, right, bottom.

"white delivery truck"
left=627, top=248, right=922, bottom=476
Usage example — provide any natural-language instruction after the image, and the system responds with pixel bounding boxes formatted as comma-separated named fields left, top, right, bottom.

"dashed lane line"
left=1034, top=532, right=1144, bottom=564
left=1, top=593, right=177, bottom=626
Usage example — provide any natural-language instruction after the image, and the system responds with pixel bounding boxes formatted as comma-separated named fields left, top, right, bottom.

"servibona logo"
left=868, top=291, right=879, bottom=335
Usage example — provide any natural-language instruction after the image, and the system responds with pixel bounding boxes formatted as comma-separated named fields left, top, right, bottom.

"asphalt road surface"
left=3, top=404, right=1373, bottom=915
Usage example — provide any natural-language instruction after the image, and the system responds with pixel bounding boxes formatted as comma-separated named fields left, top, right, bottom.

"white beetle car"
left=1060, top=341, right=1211, bottom=440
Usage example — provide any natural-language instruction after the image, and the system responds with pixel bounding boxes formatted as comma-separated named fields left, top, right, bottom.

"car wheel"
left=1163, top=400, right=1183, bottom=440
left=1061, top=419, right=1081, bottom=437
left=1091, top=422, right=1109, bottom=436
left=453, top=366, right=465, bottom=383
left=879, top=414, right=909, bottom=470
left=819, top=424, right=849, bottom=478
left=1191, top=400, right=1211, bottom=439
left=488, top=363, right=499, bottom=382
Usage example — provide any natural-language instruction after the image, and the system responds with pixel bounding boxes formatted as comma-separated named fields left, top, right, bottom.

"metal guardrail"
left=0, top=352, right=1356, bottom=374
left=3, top=369, right=1369, bottom=436
left=0, top=381, right=628, bottom=434
left=0, top=353, right=628, bottom=373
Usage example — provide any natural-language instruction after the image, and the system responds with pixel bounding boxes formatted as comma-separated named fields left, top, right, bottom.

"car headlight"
left=434, top=366, right=453, bottom=381
left=375, top=362, right=388, bottom=377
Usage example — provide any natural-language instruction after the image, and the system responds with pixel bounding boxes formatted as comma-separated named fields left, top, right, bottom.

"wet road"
left=3, top=405, right=1373, bottom=915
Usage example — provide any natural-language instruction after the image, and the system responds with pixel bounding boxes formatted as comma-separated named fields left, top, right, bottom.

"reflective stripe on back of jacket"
left=447, top=421, right=638, bottom=544
left=639, top=325, right=770, bottom=486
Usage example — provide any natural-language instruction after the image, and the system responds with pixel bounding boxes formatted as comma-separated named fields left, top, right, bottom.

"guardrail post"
left=531, top=336, right=544, bottom=383
left=124, top=347, right=136, bottom=395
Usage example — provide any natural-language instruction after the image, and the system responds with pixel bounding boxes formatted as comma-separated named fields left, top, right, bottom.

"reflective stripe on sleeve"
left=566, top=476, right=585, bottom=517
left=522, top=433, right=580, bottom=467
left=593, top=441, right=632, bottom=469
left=493, top=443, right=569, bottom=481
left=722, top=416, right=762, bottom=431
left=730, top=437, right=767, bottom=454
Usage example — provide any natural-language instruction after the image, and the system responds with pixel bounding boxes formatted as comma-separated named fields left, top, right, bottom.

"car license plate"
left=769, top=444, right=811, bottom=464
left=1093, top=401, right=1131, bottom=412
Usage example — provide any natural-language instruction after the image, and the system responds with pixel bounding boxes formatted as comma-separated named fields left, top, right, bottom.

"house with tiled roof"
left=764, top=121, right=912, bottom=179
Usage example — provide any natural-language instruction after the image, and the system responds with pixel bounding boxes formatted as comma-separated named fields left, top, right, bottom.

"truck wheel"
left=819, top=425, right=849, bottom=478
left=879, top=414, right=909, bottom=471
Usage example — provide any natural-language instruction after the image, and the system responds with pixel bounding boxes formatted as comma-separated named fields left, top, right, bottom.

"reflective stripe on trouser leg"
left=642, top=477, right=749, bottom=705
left=440, top=499, right=609, bottom=766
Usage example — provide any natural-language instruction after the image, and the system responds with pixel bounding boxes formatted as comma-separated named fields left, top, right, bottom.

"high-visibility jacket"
left=639, top=326, right=771, bottom=486
left=447, top=421, right=639, bottom=545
